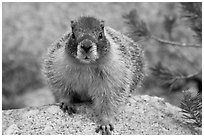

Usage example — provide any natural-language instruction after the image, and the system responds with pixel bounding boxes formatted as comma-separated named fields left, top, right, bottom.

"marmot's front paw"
left=95, top=123, right=114, bottom=135
left=60, top=102, right=76, bottom=115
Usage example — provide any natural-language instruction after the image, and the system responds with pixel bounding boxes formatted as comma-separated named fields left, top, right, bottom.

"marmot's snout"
left=76, top=39, right=98, bottom=63
left=80, top=39, right=93, bottom=53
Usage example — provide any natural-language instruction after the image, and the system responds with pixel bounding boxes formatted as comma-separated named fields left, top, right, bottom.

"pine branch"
left=151, top=62, right=183, bottom=92
left=180, top=90, right=202, bottom=127
left=183, top=71, right=201, bottom=79
left=150, top=62, right=202, bottom=92
left=123, top=9, right=149, bottom=41
left=163, top=15, right=177, bottom=40
left=150, top=35, right=202, bottom=48
left=151, top=62, right=201, bottom=81
left=180, top=2, right=202, bottom=43
left=123, top=9, right=202, bottom=48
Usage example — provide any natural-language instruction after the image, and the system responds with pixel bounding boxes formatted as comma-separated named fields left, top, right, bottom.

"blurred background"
left=2, top=2, right=202, bottom=110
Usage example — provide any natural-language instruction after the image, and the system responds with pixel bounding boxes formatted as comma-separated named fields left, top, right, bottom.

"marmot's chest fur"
left=49, top=37, right=132, bottom=95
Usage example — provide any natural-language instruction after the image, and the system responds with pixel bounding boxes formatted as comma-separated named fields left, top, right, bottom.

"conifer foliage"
left=180, top=90, right=202, bottom=127
left=123, top=2, right=202, bottom=128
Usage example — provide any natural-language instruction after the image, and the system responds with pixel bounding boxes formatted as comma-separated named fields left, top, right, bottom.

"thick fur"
left=42, top=18, right=145, bottom=134
left=105, top=27, right=145, bottom=91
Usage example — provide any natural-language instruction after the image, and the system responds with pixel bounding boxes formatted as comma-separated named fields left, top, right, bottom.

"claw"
left=95, top=124, right=114, bottom=135
left=60, top=102, right=76, bottom=115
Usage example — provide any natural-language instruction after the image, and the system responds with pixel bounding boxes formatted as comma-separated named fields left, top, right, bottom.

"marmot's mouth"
left=85, top=56, right=89, bottom=59
left=76, top=55, right=94, bottom=64
left=76, top=45, right=99, bottom=64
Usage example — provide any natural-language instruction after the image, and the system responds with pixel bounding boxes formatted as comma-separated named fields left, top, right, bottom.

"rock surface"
left=2, top=95, right=201, bottom=135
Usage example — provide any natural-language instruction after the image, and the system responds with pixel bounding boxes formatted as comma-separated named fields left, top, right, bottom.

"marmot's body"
left=43, top=16, right=145, bottom=135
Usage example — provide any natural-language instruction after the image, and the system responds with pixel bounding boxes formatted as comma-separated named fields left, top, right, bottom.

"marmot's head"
left=66, top=16, right=110, bottom=64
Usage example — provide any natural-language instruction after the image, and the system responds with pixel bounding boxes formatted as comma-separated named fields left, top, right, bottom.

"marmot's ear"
left=100, top=20, right=104, bottom=30
left=71, top=20, right=75, bottom=31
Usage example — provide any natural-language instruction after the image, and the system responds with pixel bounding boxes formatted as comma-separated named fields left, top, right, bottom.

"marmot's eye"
left=98, top=32, right=103, bottom=40
left=72, top=33, right=76, bottom=39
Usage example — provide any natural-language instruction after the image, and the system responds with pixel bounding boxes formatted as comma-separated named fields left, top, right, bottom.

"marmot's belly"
left=66, top=70, right=94, bottom=101
left=69, top=81, right=92, bottom=102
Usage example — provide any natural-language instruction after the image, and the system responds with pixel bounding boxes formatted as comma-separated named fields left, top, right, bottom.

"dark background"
left=2, top=2, right=202, bottom=110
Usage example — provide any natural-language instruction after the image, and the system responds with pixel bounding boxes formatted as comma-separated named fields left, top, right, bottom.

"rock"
left=2, top=95, right=201, bottom=135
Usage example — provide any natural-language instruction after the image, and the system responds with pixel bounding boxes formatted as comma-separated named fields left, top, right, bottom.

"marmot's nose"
left=82, top=45, right=92, bottom=52
left=81, top=40, right=92, bottom=52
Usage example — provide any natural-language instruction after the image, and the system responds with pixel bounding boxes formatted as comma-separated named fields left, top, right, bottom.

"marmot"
left=42, top=16, right=145, bottom=135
